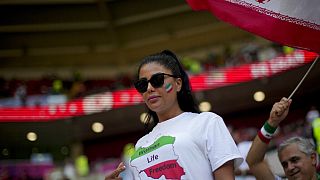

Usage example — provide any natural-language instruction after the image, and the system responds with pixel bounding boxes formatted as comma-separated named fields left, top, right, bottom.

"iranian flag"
left=186, top=0, right=320, bottom=53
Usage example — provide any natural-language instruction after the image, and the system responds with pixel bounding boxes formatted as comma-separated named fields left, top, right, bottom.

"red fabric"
left=257, top=130, right=271, bottom=144
left=186, top=0, right=320, bottom=53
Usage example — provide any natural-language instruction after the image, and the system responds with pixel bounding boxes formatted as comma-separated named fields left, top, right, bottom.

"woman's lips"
left=148, top=95, right=160, bottom=102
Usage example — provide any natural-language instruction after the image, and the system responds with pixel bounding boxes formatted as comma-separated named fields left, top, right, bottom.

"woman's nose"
left=146, top=82, right=155, bottom=92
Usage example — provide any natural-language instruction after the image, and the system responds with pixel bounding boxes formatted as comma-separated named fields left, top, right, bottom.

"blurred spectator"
left=306, top=106, right=320, bottom=125
left=235, top=128, right=257, bottom=180
left=0, top=167, right=11, bottom=180
left=203, top=51, right=224, bottom=71
left=75, top=155, right=89, bottom=177
left=282, top=46, right=295, bottom=55
left=257, top=46, right=277, bottom=61
left=14, top=81, right=27, bottom=106
left=236, top=140, right=255, bottom=180
left=51, top=79, right=64, bottom=95
left=182, top=56, right=202, bottom=74
left=0, top=78, right=11, bottom=98
left=63, top=158, right=76, bottom=180
left=120, top=143, right=135, bottom=179
left=223, top=45, right=235, bottom=67
left=311, top=117, right=320, bottom=154
left=306, top=106, right=320, bottom=140
left=69, top=81, right=86, bottom=99
left=239, top=42, right=259, bottom=64
left=230, top=126, right=241, bottom=145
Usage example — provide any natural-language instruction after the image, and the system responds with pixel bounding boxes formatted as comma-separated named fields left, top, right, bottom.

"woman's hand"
left=105, top=162, right=126, bottom=180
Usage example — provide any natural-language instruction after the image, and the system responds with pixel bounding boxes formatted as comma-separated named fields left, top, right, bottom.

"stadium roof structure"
left=0, top=0, right=257, bottom=79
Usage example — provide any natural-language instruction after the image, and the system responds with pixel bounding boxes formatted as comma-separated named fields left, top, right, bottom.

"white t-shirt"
left=128, top=112, right=243, bottom=179
left=236, top=141, right=255, bottom=180
left=237, top=141, right=252, bottom=171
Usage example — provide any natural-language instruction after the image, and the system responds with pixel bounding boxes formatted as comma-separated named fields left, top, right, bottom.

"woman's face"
left=138, top=62, right=182, bottom=115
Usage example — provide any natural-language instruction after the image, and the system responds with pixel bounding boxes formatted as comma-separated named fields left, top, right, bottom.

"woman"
left=106, top=50, right=243, bottom=179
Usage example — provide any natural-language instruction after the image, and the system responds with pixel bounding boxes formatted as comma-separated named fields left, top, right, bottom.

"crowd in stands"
left=0, top=74, right=132, bottom=101
left=0, top=42, right=287, bottom=108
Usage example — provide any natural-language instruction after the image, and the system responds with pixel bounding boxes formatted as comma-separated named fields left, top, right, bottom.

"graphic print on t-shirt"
left=130, top=136, right=185, bottom=179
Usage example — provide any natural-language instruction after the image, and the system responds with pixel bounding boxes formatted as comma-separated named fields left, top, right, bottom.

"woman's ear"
left=175, top=78, right=182, bottom=92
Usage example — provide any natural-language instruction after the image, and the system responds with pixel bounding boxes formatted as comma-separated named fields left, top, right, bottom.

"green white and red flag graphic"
left=130, top=136, right=185, bottom=179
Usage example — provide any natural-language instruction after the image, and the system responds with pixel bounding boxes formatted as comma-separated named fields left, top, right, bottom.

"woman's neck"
left=157, top=108, right=184, bottom=123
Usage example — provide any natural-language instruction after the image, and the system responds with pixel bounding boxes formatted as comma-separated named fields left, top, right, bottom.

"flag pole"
left=288, top=55, right=319, bottom=99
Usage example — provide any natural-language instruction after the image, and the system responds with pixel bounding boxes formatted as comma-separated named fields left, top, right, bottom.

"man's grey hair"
left=278, top=136, right=315, bottom=156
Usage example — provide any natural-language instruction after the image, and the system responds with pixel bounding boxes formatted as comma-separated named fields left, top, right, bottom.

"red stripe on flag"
left=186, top=0, right=320, bottom=53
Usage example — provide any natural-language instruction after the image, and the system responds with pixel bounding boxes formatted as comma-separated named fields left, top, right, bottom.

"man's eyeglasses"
left=134, top=73, right=179, bottom=93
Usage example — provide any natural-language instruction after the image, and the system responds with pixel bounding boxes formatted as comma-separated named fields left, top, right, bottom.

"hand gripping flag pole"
left=288, top=55, right=319, bottom=99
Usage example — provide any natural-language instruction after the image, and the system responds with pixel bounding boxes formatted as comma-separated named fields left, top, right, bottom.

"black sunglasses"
left=134, top=73, right=179, bottom=93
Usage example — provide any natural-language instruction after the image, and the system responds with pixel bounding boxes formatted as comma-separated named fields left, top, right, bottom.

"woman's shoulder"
left=185, top=112, right=224, bottom=126
left=196, top=111, right=222, bottom=120
left=186, top=111, right=218, bottom=116
left=135, top=134, right=150, bottom=148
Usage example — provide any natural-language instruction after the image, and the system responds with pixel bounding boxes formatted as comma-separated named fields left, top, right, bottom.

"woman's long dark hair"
left=136, top=50, right=200, bottom=130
